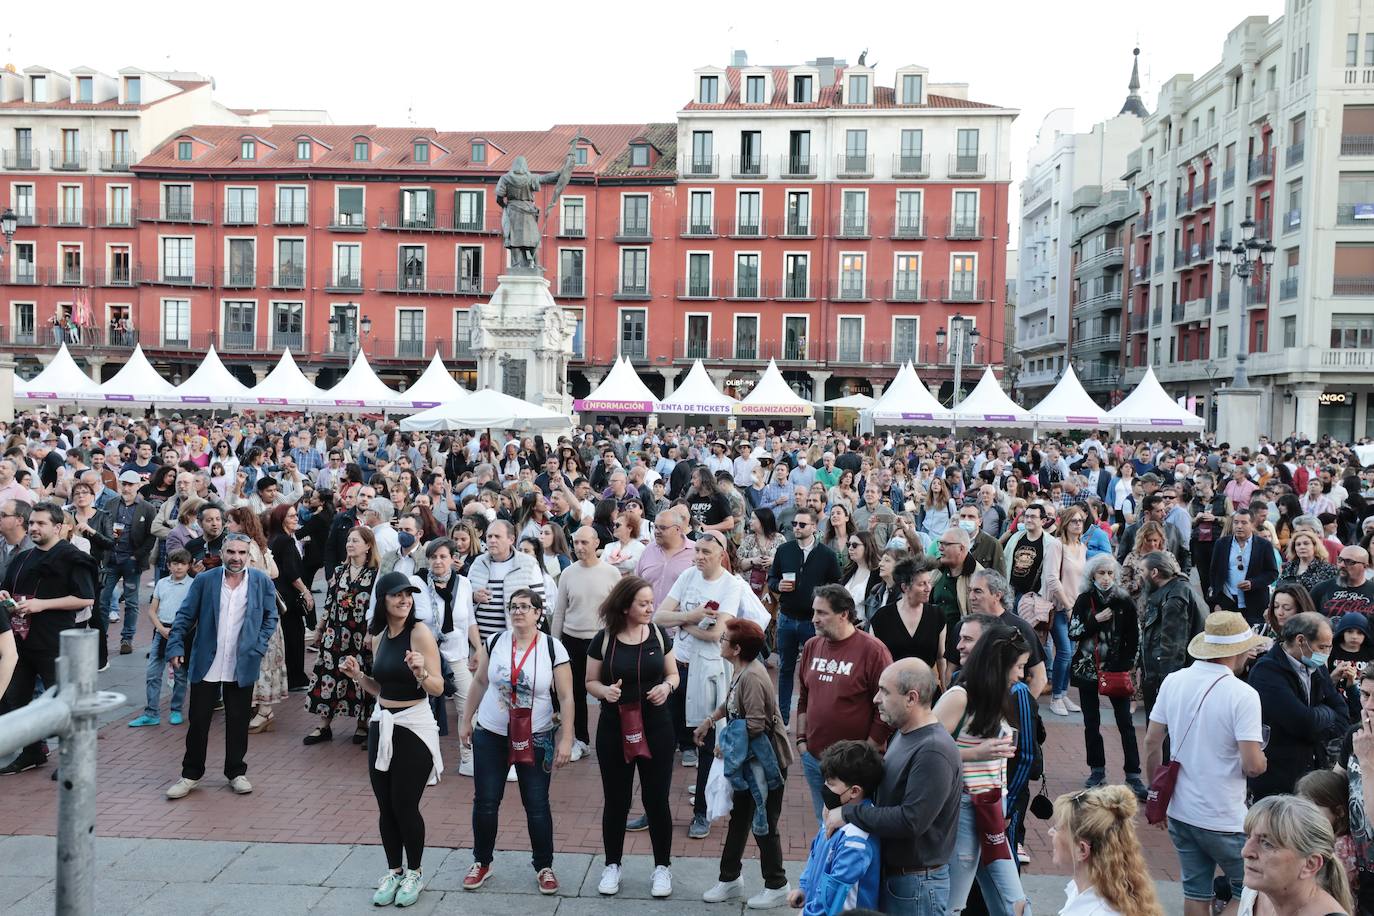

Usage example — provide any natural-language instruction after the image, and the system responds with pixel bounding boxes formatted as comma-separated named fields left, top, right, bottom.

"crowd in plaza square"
left=0, top=411, right=1370, bottom=915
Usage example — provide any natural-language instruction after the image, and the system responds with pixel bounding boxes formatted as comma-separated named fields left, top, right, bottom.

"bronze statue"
left=494, top=135, right=583, bottom=273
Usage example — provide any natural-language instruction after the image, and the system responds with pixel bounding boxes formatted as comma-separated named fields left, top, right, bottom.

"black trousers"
left=597, top=706, right=675, bottom=867
left=1192, top=541, right=1217, bottom=599
left=1214, top=592, right=1262, bottom=628
left=1077, top=685, right=1141, bottom=774
left=670, top=660, right=693, bottom=751
left=0, top=644, right=59, bottom=761
left=368, top=721, right=433, bottom=871
left=561, top=634, right=592, bottom=745
left=718, top=773, right=787, bottom=889
left=278, top=595, right=308, bottom=689
left=181, top=680, right=254, bottom=780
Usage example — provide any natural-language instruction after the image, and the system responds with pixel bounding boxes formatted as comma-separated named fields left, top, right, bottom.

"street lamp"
left=1215, top=218, right=1275, bottom=389
left=0, top=207, right=16, bottom=268
left=327, top=306, right=372, bottom=362
left=934, top=314, right=981, bottom=408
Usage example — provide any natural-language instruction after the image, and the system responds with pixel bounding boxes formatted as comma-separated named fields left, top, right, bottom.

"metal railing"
left=676, top=278, right=721, bottom=300
left=1334, top=276, right=1374, bottom=296
left=223, top=205, right=258, bottom=225
left=1248, top=151, right=1274, bottom=182
left=49, top=206, right=89, bottom=227
left=1284, top=208, right=1302, bottom=232
left=1341, top=134, right=1374, bottom=156
left=835, top=215, right=869, bottom=238
left=680, top=217, right=718, bottom=237
left=892, top=153, right=930, bottom=178
left=781, top=155, right=815, bottom=178
left=836, top=154, right=874, bottom=178
left=1216, top=288, right=1230, bottom=311
left=779, top=218, right=813, bottom=238
left=221, top=267, right=258, bottom=288
left=49, top=149, right=88, bottom=170
left=274, top=330, right=304, bottom=351
left=330, top=209, right=366, bottom=230
left=614, top=281, right=650, bottom=300
left=1129, top=312, right=1149, bottom=332
left=949, top=153, right=987, bottom=177
left=375, top=272, right=494, bottom=296
left=326, top=271, right=362, bottom=291
left=1, top=149, right=37, bottom=169
left=681, top=155, right=719, bottom=178
left=946, top=217, right=984, bottom=240
left=1286, top=142, right=1304, bottom=166
left=727, top=218, right=765, bottom=239
left=273, top=206, right=309, bottom=225
left=1280, top=276, right=1298, bottom=300
left=137, top=265, right=214, bottom=287
left=557, top=275, right=585, bottom=297
left=732, top=154, right=767, bottom=178
left=1246, top=280, right=1270, bottom=306
left=376, top=209, right=493, bottom=233
left=145, top=203, right=213, bottom=224
left=886, top=278, right=928, bottom=302
left=892, top=215, right=926, bottom=239
left=271, top=269, right=305, bottom=290
left=558, top=219, right=585, bottom=238
left=98, top=150, right=136, bottom=171
left=615, top=220, right=652, bottom=242
left=939, top=280, right=986, bottom=303
left=96, top=207, right=135, bottom=227
left=830, top=279, right=869, bottom=301
left=92, top=267, right=135, bottom=287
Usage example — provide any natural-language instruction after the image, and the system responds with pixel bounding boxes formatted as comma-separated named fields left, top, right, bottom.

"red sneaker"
left=536, top=867, right=559, bottom=895
left=462, top=863, right=492, bottom=890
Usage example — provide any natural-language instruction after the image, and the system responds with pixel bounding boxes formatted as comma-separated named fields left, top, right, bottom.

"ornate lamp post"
left=1214, top=217, right=1275, bottom=389
left=934, top=314, right=980, bottom=408
left=328, top=305, right=371, bottom=362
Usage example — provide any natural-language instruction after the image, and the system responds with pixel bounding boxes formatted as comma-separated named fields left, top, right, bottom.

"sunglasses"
left=792, top=522, right=811, bottom=528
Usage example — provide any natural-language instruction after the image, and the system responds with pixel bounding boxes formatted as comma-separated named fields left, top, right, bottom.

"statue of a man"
left=495, top=142, right=578, bottom=272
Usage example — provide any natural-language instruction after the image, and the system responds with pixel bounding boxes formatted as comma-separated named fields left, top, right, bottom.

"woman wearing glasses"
left=459, top=588, right=573, bottom=895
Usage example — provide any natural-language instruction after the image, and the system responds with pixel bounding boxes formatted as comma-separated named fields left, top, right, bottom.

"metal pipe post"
left=56, top=628, right=99, bottom=916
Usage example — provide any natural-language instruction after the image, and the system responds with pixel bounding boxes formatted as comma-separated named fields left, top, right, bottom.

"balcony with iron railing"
left=946, top=217, right=984, bottom=240
left=1336, top=203, right=1374, bottom=225
left=376, top=209, right=494, bottom=234
left=1153, top=253, right=1164, bottom=273
left=1246, top=279, right=1270, bottom=307
left=1223, top=165, right=1236, bottom=190
left=138, top=265, right=214, bottom=287
left=731, top=154, right=767, bottom=178
left=885, top=277, right=929, bottom=302
left=325, top=270, right=363, bottom=292
left=676, top=277, right=722, bottom=300
left=555, top=275, right=585, bottom=298
left=558, top=217, right=585, bottom=239
left=834, top=215, right=869, bottom=239
left=1, top=149, right=37, bottom=170
left=98, top=150, right=136, bottom=171
left=1071, top=332, right=1120, bottom=353
left=836, top=154, right=874, bottom=178
left=1333, top=275, right=1374, bottom=296
left=680, top=155, right=719, bottom=178
left=1216, top=288, right=1230, bottom=311
left=376, top=272, right=495, bottom=296
left=49, top=149, right=88, bottom=171
left=1075, top=288, right=1124, bottom=312
left=1284, top=208, right=1302, bottom=233
left=892, top=153, right=930, bottom=178
left=91, top=266, right=135, bottom=288
left=1279, top=275, right=1298, bottom=300
left=270, top=267, right=306, bottom=290
left=1286, top=141, right=1304, bottom=167
left=727, top=218, right=765, bottom=239
left=948, top=153, right=987, bottom=178
left=329, top=209, right=367, bottom=231
left=680, top=217, right=718, bottom=238
left=222, top=266, right=260, bottom=289
left=1170, top=301, right=1185, bottom=323
left=142, top=203, right=213, bottom=224
left=778, top=278, right=813, bottom=300
left=4, top=264, right=37, bottom=285
left=614, top=279, right=651, bottom=300
left=779, top=217, right=813, bottom=239
left=781, top=155, right=815, bottom=178
left=48, top=206, right=88, bottom=227
left=829, top=278, right=870, bottom=301
left=2, top=325, right=141, bottom=349
left=223, top=205, right=258, bottom=225
left=1075, top=246, right=1124, bottom=273
left=1151, top=304, right=1163, bottom=324
left=96, top=207, right=135, bottom=228
left=1248, top=150, right=1275, bottom=182
left=1132, top=263, right=1151, bottom=285
left=1154, top=202, right=1167, bottom=223
left=615, top=220, right=653, bottom=243
left=938, top=280, right=986, bottom=303
left=1341, top=134, right=1374, bottom=156
left=1129, top=312, right=1150, bottom=332
left=892, top=215, right=926, bottom=240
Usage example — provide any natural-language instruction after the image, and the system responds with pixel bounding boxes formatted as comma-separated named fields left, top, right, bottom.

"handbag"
left=609, top=633, right=654, bottom=764
left=1095, top=637, right=1135, bottom=699
left=506, top=633, right=539, bottom=767
left=1145, top=674, right=1228, bottom=825
left=970, top=787, right=1012, bottom=865
left=1015, top=537, right=1064, bottom=628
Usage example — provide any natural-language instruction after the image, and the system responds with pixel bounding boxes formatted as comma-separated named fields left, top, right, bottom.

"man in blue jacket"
left=1208, top=507, right=1279, bottom=627
left=164, top=533, right=278, bottom=800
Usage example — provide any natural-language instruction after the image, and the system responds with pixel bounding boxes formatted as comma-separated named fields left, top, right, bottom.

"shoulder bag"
left=1145, top=674, right=1228, bottom=825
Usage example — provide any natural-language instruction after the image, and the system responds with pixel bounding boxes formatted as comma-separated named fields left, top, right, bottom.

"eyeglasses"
left=509, top=603, right=536, bottom=613
left=792, top=522, right=811, bottom=528
left=1339, top=558, right=1365, bottom=566
left=224, top=533, right=252, bottom=544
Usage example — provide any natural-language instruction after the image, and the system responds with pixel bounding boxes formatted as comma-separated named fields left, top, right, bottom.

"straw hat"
left=1187, top=611, right=1266, bottom=660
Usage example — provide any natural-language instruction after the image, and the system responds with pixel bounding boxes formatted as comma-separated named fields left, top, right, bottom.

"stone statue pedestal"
left=1215, top=386, right=1262, bottom=447
left=471, top=273, right=573, bottom=415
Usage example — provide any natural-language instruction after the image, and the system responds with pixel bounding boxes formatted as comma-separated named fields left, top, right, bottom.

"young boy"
left=128, top=549, right=193, bottom=727
left=790, top=739, right=884, bottom=915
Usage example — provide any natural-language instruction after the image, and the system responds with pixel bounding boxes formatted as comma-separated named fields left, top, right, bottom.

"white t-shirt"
left=665, top=566, right=739, bottom=661
left=1148, top=660, right=1262, bottom=832
left=476, top=630, right=570, bottom=737
left=603, top=538, right=645, bottom=575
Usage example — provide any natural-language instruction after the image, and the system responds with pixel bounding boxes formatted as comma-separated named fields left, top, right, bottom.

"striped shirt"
left=949, top=686, right=1008, bottom=794
left=470, top=555, right=546, bottom=641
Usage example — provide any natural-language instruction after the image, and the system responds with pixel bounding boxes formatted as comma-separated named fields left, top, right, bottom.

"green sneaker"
left=372, top=871, right=403, bottom=906
left=394, top=869, right=424, bottom=907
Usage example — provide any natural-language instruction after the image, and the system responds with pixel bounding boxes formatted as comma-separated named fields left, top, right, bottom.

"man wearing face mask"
left=949, top=504, right=1003, bottom=577
left=1244, top=611, right=1347, bottom=800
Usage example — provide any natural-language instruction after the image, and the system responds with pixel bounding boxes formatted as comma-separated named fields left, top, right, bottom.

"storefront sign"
left=1320, top=392, right=1352, bottom=405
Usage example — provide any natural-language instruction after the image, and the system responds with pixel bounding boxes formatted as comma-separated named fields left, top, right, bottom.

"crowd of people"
left=0, top=411, right=1372, bottom=914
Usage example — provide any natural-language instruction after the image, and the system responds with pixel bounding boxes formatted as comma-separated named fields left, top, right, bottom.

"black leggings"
left=596, top=706, right=675, bottom=867
left=367, top=721, right=434, bottom=871
left=561, top=634, right=592, bottom=745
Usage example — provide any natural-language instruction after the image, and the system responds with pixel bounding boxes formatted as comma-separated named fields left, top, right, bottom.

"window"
left=788, top=130, right=811, bottom=174
left=162, top=299, right=190, bottom=346
left=785, top=191, right=810, bottom=235
left=226, top=187, right=257, bottom=224
left=784, top=316, right=808, bottom=359
left=838, top=317, right=863, bottom=361
left=844, top=130, right=868, bottom=172
left=745, top=75, right=766, bottom=104
left=630, top=143, right=650, bottom=167
left=470, top=141, right=486, bottom=163
left=1256, top=317, right=1267, bottom=352
left=901, top=73, right=923, bottom=104
left=455, top=190, right=483, bottom=231
left=698, top=75, right=719, bottom=104
left=956, top=130, right=980, bottom=171
left=1282, top=315, right=1296, bottom=348
left=739, top=131, right=762, bottom=174
left=124, top=76, right=140, bottom=104
left=457, top=245, right=483, bottom=293
left=893, top=317, right=920, bottom=362
left=276, top=239, right=304, bottom=286
left=398, top=309, right=425, bottom=357
left=11, top=242, right=33, bottom=282
left=354, top=139, right=369, bottom=161
left=685, top=315, right=710, bottom=357
left=336, top=187, right=364, bottom=225
left=76, top=76, right=92, bottom=103
left=620, top=249, right=648, bottom=294
left=848, top=74, right=869, bottom=104
left=734, top=315, right=758, bottom=359
left=770, top=253, right=805, bottom=301
left=58, top=186, right=81, bottom=224
left=840, top=253, right=865, bottom=298
left=240, top=139, right=256, bottom=160
left=621, top=194, right=650, bottom=235
left=1217, top=325, right=1229, bottom=358
left=273, top=302, right=304, bottom=348
left=950, top=255, right=977, bottom=297
left=897, top=190, right=923, bottom=234
left=691, top=131, right=713, bottom=173
left=792, top=74, right=813, bottom=103
left=276, top=186, right=307, bottom=224
left=574, top=146, right=588, bottom=165
left=227, top=239, right=255, bottom=285
left=12, top=184, right=33, bottom=222
left=953, top=190, right=979, bottom=233
left=841, top=190, right=867, bottom=235
left=560, top=197, right=584, bottom=236
left=13, top=128, right=31, bottom=166
left=558, top=249, right=584, bottom=296
left=620, top=310, right=647, bottom=359
left=399, top=245, right=426, bottom=289
left=60, top=245, right=81, bottom=284
left=899, top=129, right=924, bottom=172
left=413, top=140, right=429, bottom=163
left=1332, top=313, right=1374, bottom=349
left=223, top=301, right=256, bottom=349
left=401, top=189, right=434, bottom=228
left=176, top=140, right=192, bottom=161
left=163, top=184, right=192, bottom=220
left=685, top=253, right=711, bottom=297
left=29, top=75, right=44, bottom=102
left=161, top=238, right=194, bottom=281
left=296, top=140, right=311, bottom=160
left=736, top=191, right=761, bottom=235
left=735, top=253, right=759, bottom=298
left=568, top=307, right=585, bottom=357
left=894, top=254, right=922, bottom=299
left=1367, top=35, right=1374, bottom=67
left=334, top=243, right=361, bottom=288
left=1349, top=33, right=1359, bottom=67
left=688, top=191, right=713, bottom=234
left=61, top=129, right=81, bottom=166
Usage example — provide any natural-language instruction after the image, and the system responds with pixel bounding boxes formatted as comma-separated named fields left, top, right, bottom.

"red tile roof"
left=681, top=65, right=1003, bottom=111
left=0, top=78, right=210, bottom=112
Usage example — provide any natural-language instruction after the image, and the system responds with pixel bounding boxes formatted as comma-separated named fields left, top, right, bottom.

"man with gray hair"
left=967, top=568, right=1048, bottom=698
left=460, top=464, right=495, bottom=501
left=367, top=497, right=400, bottom=555
left=929, top=526, right=979, bottom=674
left=1139, top=551, right=1205, bottom=711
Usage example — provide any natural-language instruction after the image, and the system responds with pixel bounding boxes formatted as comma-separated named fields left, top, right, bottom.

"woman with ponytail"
left=1049, top=784, right=1161, bottom=916
left=1237, top=794, right=1353, bottom=916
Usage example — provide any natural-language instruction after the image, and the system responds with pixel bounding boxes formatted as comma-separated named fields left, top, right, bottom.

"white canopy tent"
left=401, top=351, right=470, bottom=409
left=738, top=360, right=813, bottom=417
left=98, top=345, right=178, bottom=406
left=949, top=367, right=1032, bottom=427
left=867, top=362, right=951, bottom=426
left=657, top=360, right=737, bottom=415
left=1106, top=366, right=1206, bottom=432
left=327, top=351, right=404, bottom=410
left=171, top=345, right=253, bottom=406
left=1028, top=364, right=1111, bottom=428
left=574, top=356, right=660, bottom=413
left=399, top=387, right=567, bottom=432
left=823, top=393, right=876, bottom=410
left=18, top=343, right=103, bottom=403
left=250, top=349, right=333, bottom=408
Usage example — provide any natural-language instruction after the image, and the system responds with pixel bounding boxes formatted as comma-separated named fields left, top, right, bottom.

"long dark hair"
left=752, top=506, right=779, bottom=540
left=368, top=588, right=419, bottom=636
left=960, top=624, right=1030, bottom=738
left=599, top=574, right=652, bottom=637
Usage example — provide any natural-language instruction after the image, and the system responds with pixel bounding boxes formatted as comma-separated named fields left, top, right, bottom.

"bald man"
left=1311, top=546, right=1374, bottom=618
left=551, top=526, right=622, bottom=758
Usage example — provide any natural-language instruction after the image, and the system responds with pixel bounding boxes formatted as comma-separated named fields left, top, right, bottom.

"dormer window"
left=413, top=140, right=429, bottom=163
left=698, top=75, right=719, bottom=104
left=76, top=76, right=92, bottom=103
left=29, top=75, right=45, bottom=102
left=792, top=74, right=813, bottom=103
left=471, top=141, right=486, bottom=163
left=745, top=74, right=766, bottom=104
left=177, top=140, right=192, bottom=161
left=901, top=73, right=924, bottom=104
left=124, top=76, right=140, bottom=104
left=575, top=146, right=588, bottom=165
left=353, top=139, right=369, bottom=161
left=296, top=140, right=311, bottom=160
left=848, top=74, right=869, bottom=105
left=630, top=143, right=650, bottom=167
left=241, top=139, right=256, bottom=160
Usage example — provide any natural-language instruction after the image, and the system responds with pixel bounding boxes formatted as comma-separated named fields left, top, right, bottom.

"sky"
left=6, top=0, right=1287, bottom=236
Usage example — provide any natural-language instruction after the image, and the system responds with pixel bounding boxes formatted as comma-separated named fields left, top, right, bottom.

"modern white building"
left=1015, top=53, right=1147, bottom=402
left=1124, top=1, right=1374, bottom=440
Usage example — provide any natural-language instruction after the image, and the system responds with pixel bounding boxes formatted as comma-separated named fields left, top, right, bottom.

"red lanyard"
left=510, top=634, right=538, bottom=706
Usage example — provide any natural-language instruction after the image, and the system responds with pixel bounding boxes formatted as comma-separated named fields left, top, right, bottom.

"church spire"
left=1120, top=47, right=1149, bottom=118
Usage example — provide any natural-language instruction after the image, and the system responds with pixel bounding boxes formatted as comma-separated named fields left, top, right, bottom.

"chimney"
left=808, top=56, right=841, bottom=88
left=731, top=49, right=749, bottom=67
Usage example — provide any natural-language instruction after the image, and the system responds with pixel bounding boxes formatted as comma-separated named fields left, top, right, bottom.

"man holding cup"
left=768, top=508, right=842, bottom=726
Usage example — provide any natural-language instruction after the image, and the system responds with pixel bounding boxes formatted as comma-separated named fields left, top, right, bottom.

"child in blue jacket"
left=790, top=739, right=883, bottom=915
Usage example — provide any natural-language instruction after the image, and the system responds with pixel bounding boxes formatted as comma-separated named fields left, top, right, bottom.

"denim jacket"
left=720, top=716, right=783, bottom=834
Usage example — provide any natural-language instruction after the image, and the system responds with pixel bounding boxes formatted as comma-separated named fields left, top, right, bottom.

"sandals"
left=247, top=712, right=275, bottom=734
left=302, top=725, right=333, bottom=745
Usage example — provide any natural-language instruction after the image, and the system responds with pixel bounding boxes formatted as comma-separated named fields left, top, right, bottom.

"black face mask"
left=820, top=785, right=847, bottom=810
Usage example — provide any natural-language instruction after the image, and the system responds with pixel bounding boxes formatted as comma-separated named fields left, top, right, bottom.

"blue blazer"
left=167, top=566, right=278, bottom=688
left=1208, top=534, right=1279, bottom=615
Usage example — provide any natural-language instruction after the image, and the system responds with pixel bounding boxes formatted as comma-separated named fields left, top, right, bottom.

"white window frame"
left=240, top=139, right=256, bottom=160
left=781, top=313, right=810, bottom=360
left=9, top=301, right=37, bottom=341
left=683, top=312, right=712, bottom=352
left=895, top=188, right=924, bottom=232
left=159, top=181, right=193, bottom=220
left=838, top=250, right=867, bottom=297
left=56, top=183, right=82, bottom=222
left=743, top=72, right=770, bottom=104
left=395, top=306, right=426, bottom=356
left=10, top=182, right=35, bottom=219
left=269, top=300, right=306, bottom=348
left=789, top=68, right=818, bottom=104
left=275, top=184, right=308, bottom=223
left=732, top=312, right=761, bottom=358
left=847, top=73, right=870, bottom=104
left=891, top=315, right=922, bottom=362
left=733, top=250, right=762, bottom=298
left=556, top=247, right=586, bottom=295
left=332, top=242, right=363, bottom=287
left=836, top=314, right=865, bottom=360
left=158, top=298, right=192, bottom=346
left=619, top=247, right=650, bottom=293
left=951, top=187, right=981, bottom=225
left=296, top=139, right=311, bottom=160
left=686, top=188, right=715, bottom=231
left=333, top=184, right=366, bottom=223
left=104, top=241, right=132, bottom=275
left=104, top=184, right=131, bottom=224
left=617, top=307, right=649, bottom=359
left=273, top=236, right=307, bottom=285
left=220, top=297, right=259, bottom=342
left=454, top=188, right=486, bottom=229
left=893, top=251, right=923, bottom=293
left=619, top=191, right=651, bottom=234
left=782, top=250, right=810, bottom=298
left=783, top=188, right=812, bottom=235
left=683, top=250, right=714, bottom=298
left=948, top=251, right=979, bottom=293
left=9, top=242, right=35, bottom=282
left=560, top=195, right=586, bottom=235
left=397, top=241, right=429, bottom=287
left=897, top=70, right=925, bottom=104
left=840, top=188, right=869, bottom=234
left=224, top=185, right=258, bottom=224
left=223, top=235, right=257, bottom=283
left=734, top=187, right=764, bottom=234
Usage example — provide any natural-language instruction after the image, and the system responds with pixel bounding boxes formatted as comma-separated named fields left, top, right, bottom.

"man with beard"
left=1311, top=547, right=1374, bottom=618
left=185, top=503, right=226, bottom=573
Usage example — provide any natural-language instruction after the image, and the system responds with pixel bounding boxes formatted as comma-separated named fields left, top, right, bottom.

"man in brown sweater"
left=795, top=583, right=893, bottom=824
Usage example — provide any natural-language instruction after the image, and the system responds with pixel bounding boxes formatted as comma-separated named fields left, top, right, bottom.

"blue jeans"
left=144, top=630, right=187, bottom=718
left=1049, top=609, right=1071, bottom=697
left=776, top=615, right=814, bottom=725
left=881, top=866, right=951, bottom=916
left=471, top=725, right=555, bottom=870
left=103, top=556, right=142, bottom=643
left=948, top=793, right=1030, bottom=915
left=1167, top=816, right=1245, bottom=902
left=800, top=748, right=826, bottom=826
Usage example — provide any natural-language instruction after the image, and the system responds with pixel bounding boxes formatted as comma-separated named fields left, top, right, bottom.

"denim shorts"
left=1167, top=817, right=1245, bottom=901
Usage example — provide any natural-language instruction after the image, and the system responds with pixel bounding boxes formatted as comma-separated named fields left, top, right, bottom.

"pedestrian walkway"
left=0, top=835, right=1183, bottom=915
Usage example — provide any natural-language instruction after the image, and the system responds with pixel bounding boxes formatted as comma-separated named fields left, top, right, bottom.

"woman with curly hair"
left=1049, top=784, right=1161, bottom=916
left=1120, top=520, right=1167, bottom=612
left=1279, top=529, right=1339, bottom=593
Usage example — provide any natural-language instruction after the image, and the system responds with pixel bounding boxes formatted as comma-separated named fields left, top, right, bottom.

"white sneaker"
left=703, top=878, right=744, bottom=903
left=108, top=611, right=119, bottom=622
left=747, top=884, right=791, bottom=909
left=651, top=865, right=672, bottom=898
left=597, top=864, right=622, bottom=895
left=571, top=740, right=590, bottom=761
left=165, top=777, right=199, bottom=800
left=228, top=775, right=253, bottom=795
left=1063, top=695, right=1082, bottom=713
left=1049, top=696, right=1069, bottom=716
left=458, top=758, right=474, bottom=777
left=506, top=765, right=518, bottom=783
